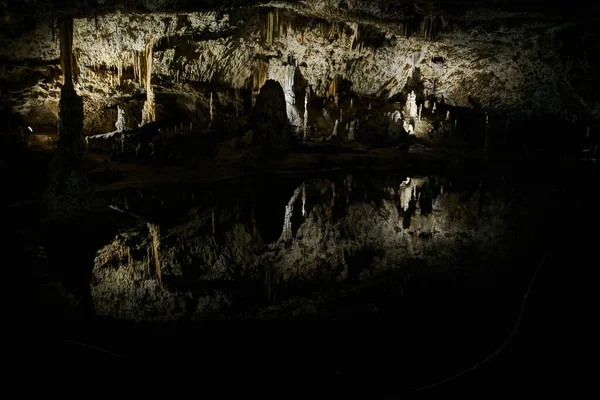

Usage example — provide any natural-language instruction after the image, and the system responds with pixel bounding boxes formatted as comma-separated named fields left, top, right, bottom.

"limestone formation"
left=248, top=79, right=288, bottom=143
left=44, top=16, right=93, bottom=216
left=348, top=120, right=356, bottom=142
left=115, top=106, right=126, bottom=132
left=406, top=90, right=418, bottom=118
left=89, top=174, right=524, bottom=320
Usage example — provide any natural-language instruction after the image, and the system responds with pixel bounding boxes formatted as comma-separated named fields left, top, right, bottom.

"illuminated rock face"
left=1, top=3, right=597, bottom=133
left=91, top=174, right=520, bottom=321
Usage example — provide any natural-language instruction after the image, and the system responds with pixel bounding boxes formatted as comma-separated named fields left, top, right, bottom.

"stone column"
left=44, top=16, right=92, bottom=216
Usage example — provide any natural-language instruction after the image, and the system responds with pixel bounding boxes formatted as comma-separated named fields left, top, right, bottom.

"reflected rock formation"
left=91, top=174, right=517, bottom=320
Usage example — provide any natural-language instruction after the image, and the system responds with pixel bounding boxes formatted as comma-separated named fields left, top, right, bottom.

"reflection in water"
left=92, top=172, right=521, bottom=321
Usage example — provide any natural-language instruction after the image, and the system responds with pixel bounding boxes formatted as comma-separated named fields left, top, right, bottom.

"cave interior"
left=2, top=0, right=594, bottom=395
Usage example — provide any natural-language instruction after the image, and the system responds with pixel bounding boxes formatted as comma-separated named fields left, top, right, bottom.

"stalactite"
left=140, top=39, right=156, bottom=126
left=349, top=23, right=358, bottom=51
left=432, top=102, right=437, bottom=114
left=446, top=110, right=450, bottom=121
left=209, top=92, right=214, bottom=122
left=117, top=57, right=122, bottom=85
left=327, top=77, right=339, bottom=106
left=418, top=103, right=423, bottom=121
left=283, top=63, right=295, bottom=101
left=252, top=59, right=269, bottom=104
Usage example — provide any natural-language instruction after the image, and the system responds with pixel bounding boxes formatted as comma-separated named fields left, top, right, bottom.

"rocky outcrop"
left=91, top=175, right=520, bottom=320
left=248, top=79, right=288, bottom=144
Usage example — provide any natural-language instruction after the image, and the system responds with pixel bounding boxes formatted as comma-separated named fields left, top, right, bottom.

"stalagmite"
left=115, top=106, right=125, bottom=132
left=348, top=120, right=356, bottom=142
left=432, top=102, right=437, bottom=114
left=406, top=90, right=418, bottom=118
left=418, top=104, right=423, bottom=121
left=302, top=184, right=306, bottom=217
left=446, top=110, right=450, bottom=120
left=303, top=86, right=309, bottom=139
left=425, top=100, right=430, bottom=109
left=329, top=119, right=339, bottom=139
left=209, top=92, right=214, bottom=122
left=350, top=98, right=353, bottom=109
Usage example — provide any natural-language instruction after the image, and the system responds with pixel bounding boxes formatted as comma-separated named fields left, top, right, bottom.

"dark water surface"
left=19, top=156, right=593, bottom=396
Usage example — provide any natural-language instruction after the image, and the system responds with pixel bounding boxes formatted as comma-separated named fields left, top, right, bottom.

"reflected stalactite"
left=147, top=222, right=163, bottom=288
left=280, top=185, right=303, bottom=242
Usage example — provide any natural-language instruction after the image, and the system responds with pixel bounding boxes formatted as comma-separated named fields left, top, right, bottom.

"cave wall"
left=1, top=2, right=598, bottom=134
